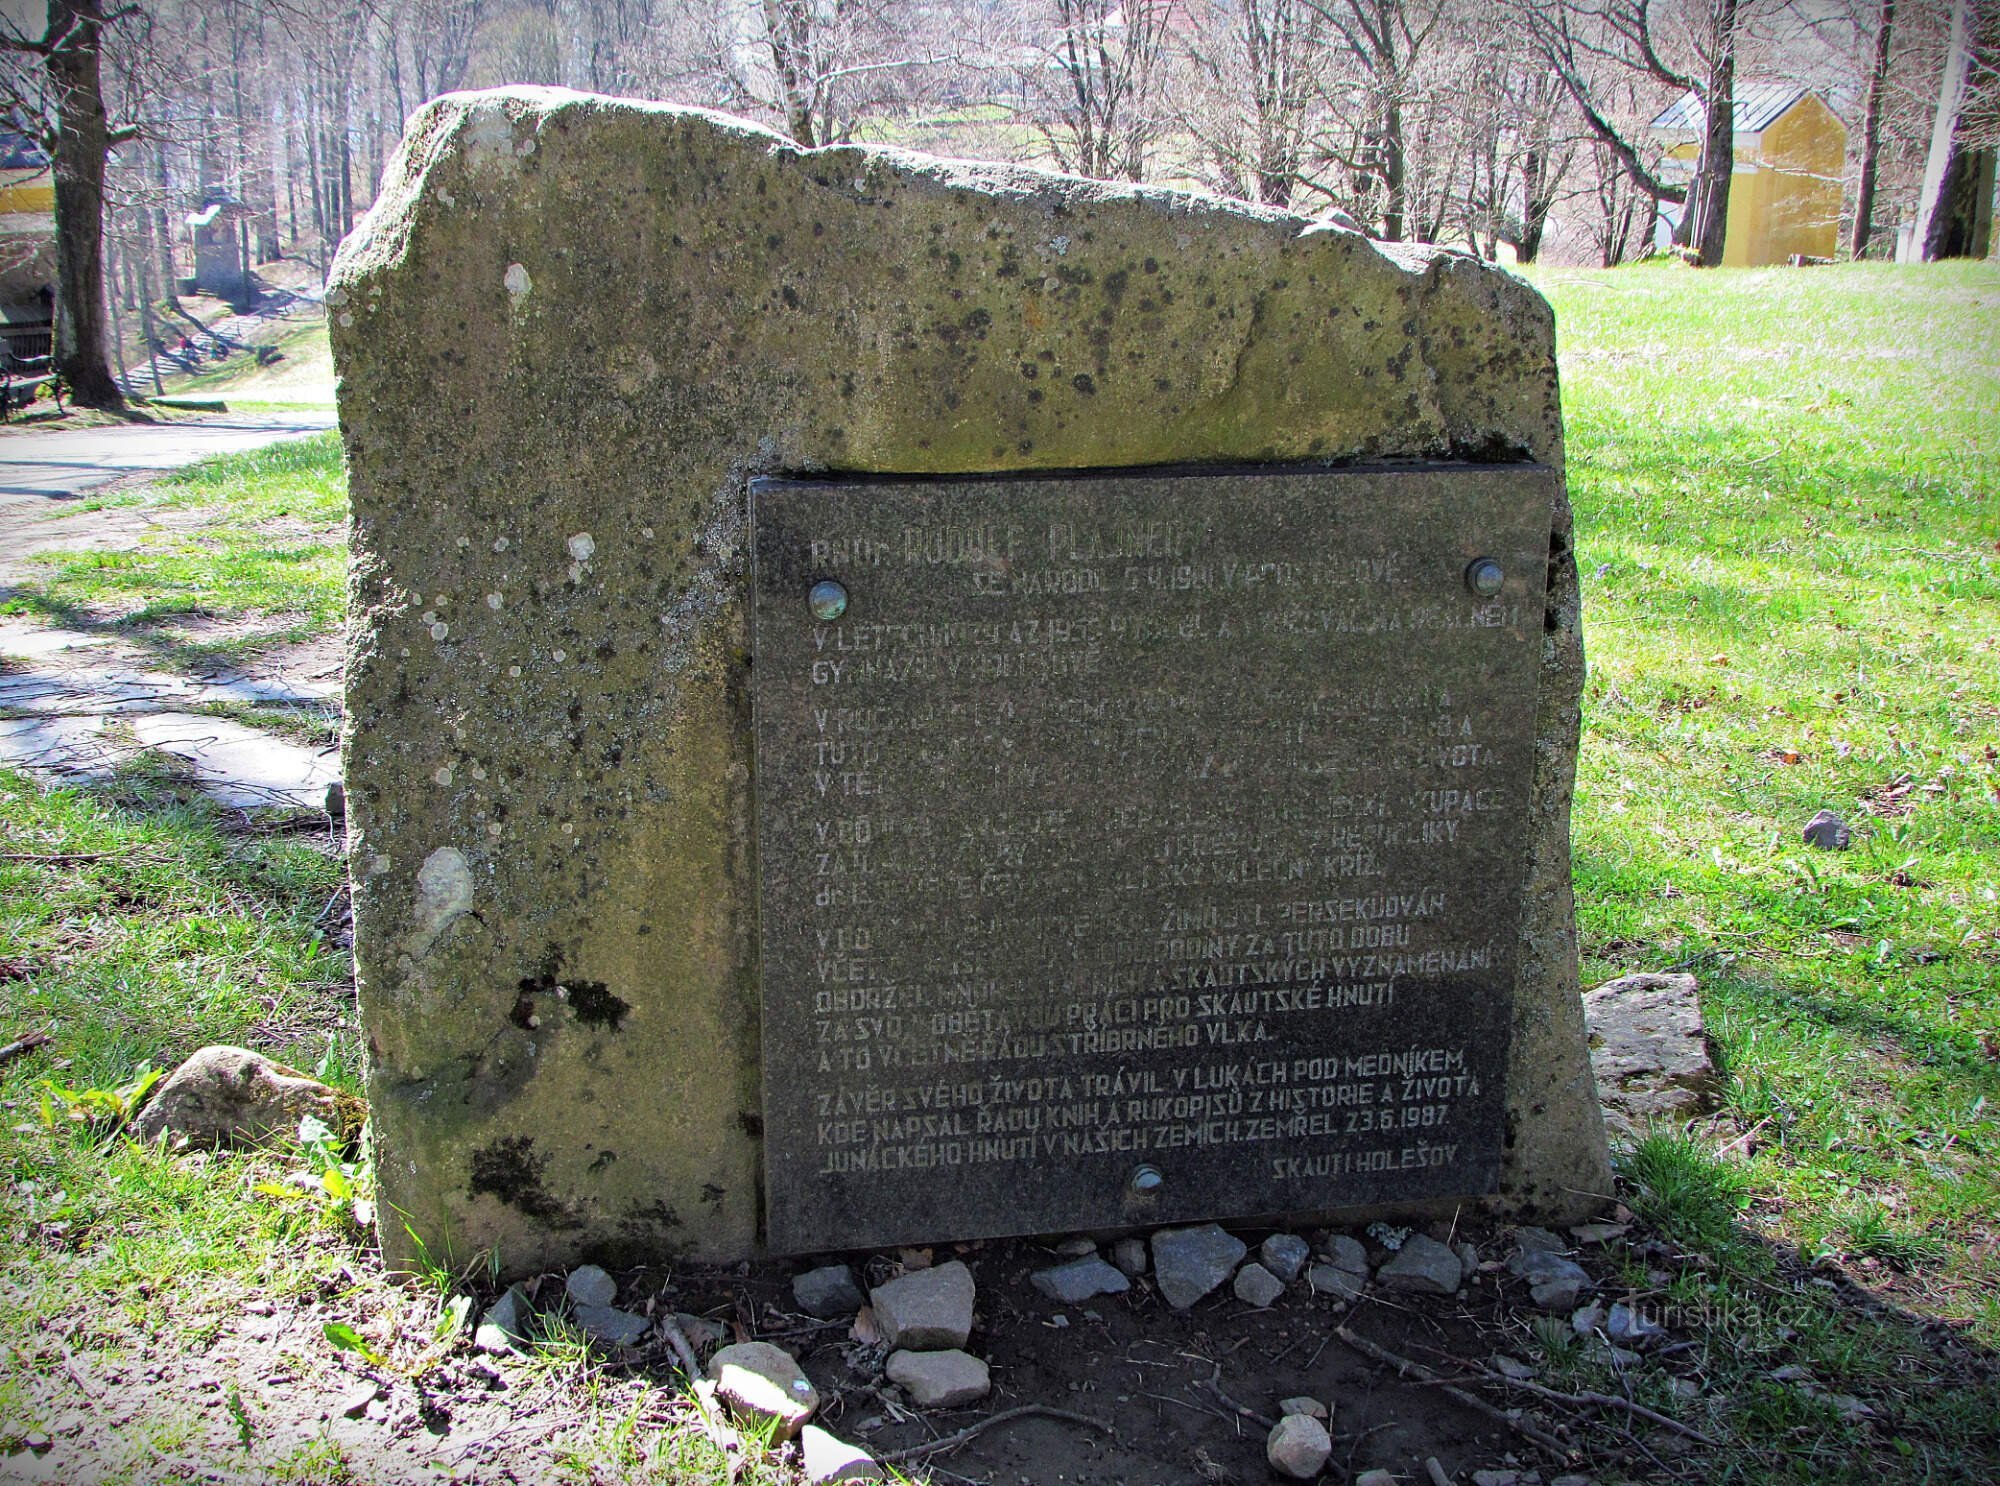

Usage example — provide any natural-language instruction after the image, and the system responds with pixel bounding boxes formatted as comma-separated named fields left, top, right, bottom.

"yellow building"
left=1649, top=85, right=1847, bottom=266
left=0, top=131, right=56, bottom=365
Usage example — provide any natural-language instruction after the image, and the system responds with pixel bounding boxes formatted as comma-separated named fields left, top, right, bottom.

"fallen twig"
left=0, top=1031, right=53, bottom=1066
left=875, top=1404, right=1112, bottom=1464
left=1467, top=1365, right=1719, bottom=1447
left=658, top=1314, right=703, bottom=1381
left=1201, top=1361, right=1278, bottom=1430
left=1405, top=1339, right=1720, bottom=1448
left=1335, top=1326, right=1571, bottom=1461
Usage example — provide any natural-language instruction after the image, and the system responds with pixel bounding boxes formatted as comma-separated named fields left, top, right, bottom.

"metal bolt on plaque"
left=808, top=580, right=849, bottom=621
left=1466, top=557, right=1505, bottom=597
left=1129, top=1164, right=1165, bottom=1195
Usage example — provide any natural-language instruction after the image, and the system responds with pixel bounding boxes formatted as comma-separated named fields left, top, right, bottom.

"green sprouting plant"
left=254, top=1114, right=374, bottom=1226
left=39, top=1065, right=163, bottom=1135
left=321, top=1322, right=389, bottom=1370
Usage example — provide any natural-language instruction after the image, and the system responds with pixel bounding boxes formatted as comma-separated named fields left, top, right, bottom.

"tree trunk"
left=1518, top=147, right=1547, bottom=264
left=1380, top=95, right=1406, bottom=242
left=1913, top=0, right=1995, bottom=260
left=761, top=0, right=818, bottom=146
left=1851, top=0, right=1896, bottom=258
left=149, top=137, right=178, bottom=306
left=1687, top=0, right=1738, bottom=268
left=43, top=0, right=124, bottom=407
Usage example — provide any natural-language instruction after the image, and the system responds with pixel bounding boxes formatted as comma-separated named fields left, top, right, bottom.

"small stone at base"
left=1355, top=1467, right=1400, bottom=1486
left=1031, top=1256, right=1130, bottom=1304
left=1151, top=1224, right=1248, bottom=1310
left=573, top=1304, right=651, bottom=1347
left=708, top=1341, right=820, bottom=1441
left=792, top=1264, right=866, bottom=1319
left=1264, top=1414, right=1331, bottom=1479
left=474, top=1285, right=530, bottom=1354
left=1308, top=1264, right=1365, bottom=1301
left=800, top=1425, right=883, bottom=1484
left=565, top=1265, right=616, bottom=1308
left=1233, top=1261, right=1285, bottom=1308
left=870, top=1261, right=975, bottom=1350
left=1277, top=1396, right=1327, bottom=1419
left=1376, top=1233, right=1462, bottom=1295
left=884, top=1348, right=990, bottom=1408
left=1321, top=1235, right=1369, bottom=1276
left=1260, top=1233, right=1311, bottom=1283
left=1110, top=1237, right=1148, bottom=1276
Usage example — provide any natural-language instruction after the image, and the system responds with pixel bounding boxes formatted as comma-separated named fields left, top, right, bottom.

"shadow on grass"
left=1602, top=1132, right=2000, bottom=1483
left=0, top=582, right=325, bottom=680
left=0, top=757, right=349, bottom=1083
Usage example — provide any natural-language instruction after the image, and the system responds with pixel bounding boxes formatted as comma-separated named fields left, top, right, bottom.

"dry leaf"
left=1707, top=653, right=1730, bottom=666
left=897, top=1246, right=933, bottom=1271
left=849, top=1305, right=881, bottom=1345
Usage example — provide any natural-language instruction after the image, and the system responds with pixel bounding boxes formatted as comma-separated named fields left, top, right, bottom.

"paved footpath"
left=0, top=409, right=337, bottom=509
left=0, top=409, right=343, bottom=808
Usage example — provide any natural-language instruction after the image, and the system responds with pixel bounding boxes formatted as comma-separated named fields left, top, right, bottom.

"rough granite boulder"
left=128, top=1045, right=341, bottom=1150
left=330, top=87, right=1610, bottom=1273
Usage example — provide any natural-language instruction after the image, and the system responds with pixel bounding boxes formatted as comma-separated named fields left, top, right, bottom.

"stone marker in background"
left=1583, top=972, right=1720, bottom=1139
left=331, top=88, right=1610, bottom=1274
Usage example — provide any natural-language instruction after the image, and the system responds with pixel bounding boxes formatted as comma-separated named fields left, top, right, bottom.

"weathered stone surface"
left=473, top=1284, right=530, bottom=1353
left=870, top=1262, right=974, bottom=1350
left=1266, top=1414, right=1332, bottom=1479
left=1507, top=1246, right=1593, bottom=1312
left=792, top=1264, right=866, bottom=1319
left=1110, top=1238, right=1148, bottom=1276
left=128, top=1045, right=340, bottom=1150
left=1376, top=1234, right=1463, bottom=1295
left=331, top=88, right=1609, bottom=1272
left=1233, top=1262, right=1285, bottom=1308
left=1031, top=1257, right=1130, bottom=1305
left=885, top=1349, right=990, bottom=1408
left=1322, top=1235, right=1370, bottom=1276
left=1308, top=1264, right=1366, bottom=1301
left=1261, top=1234, right=1311, bottom=1283
left=1279, top=1397, right=1328, bottom=1419
left=801, top=1425, right=883, bottom=1484
left=1583, top=973, right=1720, bottom=1139
left=708, top=1341, right=819, bottom=1440
left=1151, top=1225, right=1247, bottom=1310
left=565, top=1265, right=616, bottom=1308
left=572, top=1303, right=651, bottom=1346
left=1802, top=809, right=1851, bottom=850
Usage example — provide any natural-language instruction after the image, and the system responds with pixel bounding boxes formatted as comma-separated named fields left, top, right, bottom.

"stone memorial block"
left=330, top=87, right=1610, bottom=1274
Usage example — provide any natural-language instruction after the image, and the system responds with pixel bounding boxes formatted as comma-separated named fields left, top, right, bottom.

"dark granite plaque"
left=750, top=465, right=1556, bottom=1255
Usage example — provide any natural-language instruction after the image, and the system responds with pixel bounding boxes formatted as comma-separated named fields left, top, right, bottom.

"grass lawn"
left=0, top=434, right=347, bottom=669
left=0, top=260, right=1996, bottom=1482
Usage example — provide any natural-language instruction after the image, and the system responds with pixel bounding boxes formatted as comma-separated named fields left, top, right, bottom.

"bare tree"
left=1850, top=0, right=1897, bottom=256
left=1025, top=0, right=1175, bottom=181
left=1, top=0, right=144, bottom=406
left=1307, top=0, right=1451, bottom=241
left=1178, top=0, right=1327, bottom=206
left=1521, top=0, right=1759, bottom=265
